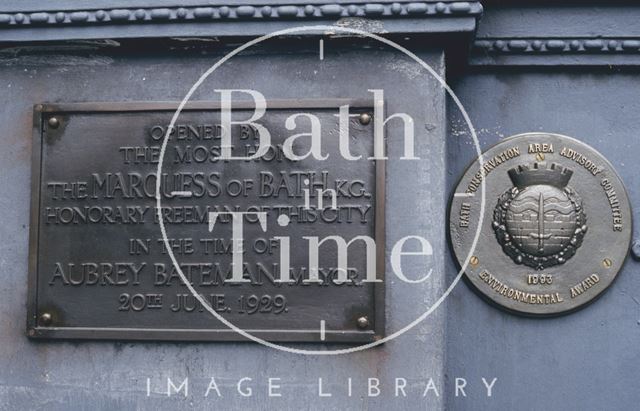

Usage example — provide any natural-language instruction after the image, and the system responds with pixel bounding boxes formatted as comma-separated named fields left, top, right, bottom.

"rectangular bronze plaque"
left=27, top=101, right=384, bottom=342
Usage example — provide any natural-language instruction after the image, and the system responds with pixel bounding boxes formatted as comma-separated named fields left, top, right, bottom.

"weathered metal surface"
left=446, top=71, right=640, bottom=410
left=471, top=4, right=640, bottom=66
left=0, top=1, right=482, bottom=41
left=0, top=1, right=636, bottom=410
left=449, top=133, right=631, bottom=316
left=28, top=101, right=384, bottom=342
left=0, top=40, right=447, bottom=410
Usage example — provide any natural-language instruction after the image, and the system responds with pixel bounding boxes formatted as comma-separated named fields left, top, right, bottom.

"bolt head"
left=356, top=316, right=369, bottom=329
left=48, top=117, right=59, bottom=128
left=603, top=258, right=612, bottom=268
left=359, top=113, right=372, bottom=125
left=39, top=312, right=52, bottom=326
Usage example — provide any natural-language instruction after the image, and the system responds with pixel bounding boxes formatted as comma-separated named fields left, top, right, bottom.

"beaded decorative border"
left=0, top=2, right=482, bottom=27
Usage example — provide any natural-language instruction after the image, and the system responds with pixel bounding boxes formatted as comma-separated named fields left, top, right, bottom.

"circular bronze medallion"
left=449, top=133, right=632, bottom=316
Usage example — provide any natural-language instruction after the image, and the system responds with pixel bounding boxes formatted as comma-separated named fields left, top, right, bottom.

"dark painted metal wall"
left=446, top=69, right=640, bottom=410
left=0, top=39, right=451, bottom=410
left=445, top=3, right=640, bottom=409
left=0, top=1, right=638, bottom=410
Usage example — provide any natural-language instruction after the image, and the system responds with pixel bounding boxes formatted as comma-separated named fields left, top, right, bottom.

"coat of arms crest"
left=493, top=162, right=587, bottom=270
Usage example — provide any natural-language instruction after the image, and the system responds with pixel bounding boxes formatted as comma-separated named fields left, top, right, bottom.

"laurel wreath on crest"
left=492, top=185, right=587, bottom=270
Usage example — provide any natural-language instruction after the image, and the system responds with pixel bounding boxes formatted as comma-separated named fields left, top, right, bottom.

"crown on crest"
left=507, top=162, right=573, bottom=188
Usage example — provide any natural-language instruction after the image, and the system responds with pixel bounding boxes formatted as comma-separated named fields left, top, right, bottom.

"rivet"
left=535, top=153, right=545, bottom=161
left=28, top=329, right=36, bottom=337
left=356, top=316, right=369, bottom=329
left=603, top=258, right=612, bottom=268
left=359, top=113, right=372, bottom=125
left=48, top=117, right=59, bottom=128
left=39, top=312, right=52, bottom=326
left=470, top=256, right=479, bottom=266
